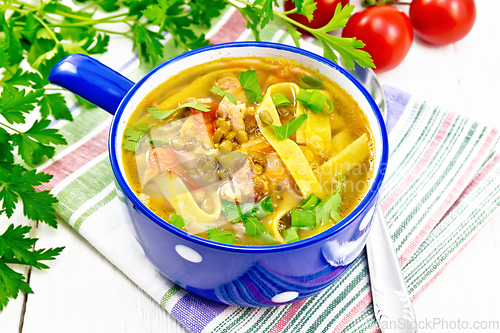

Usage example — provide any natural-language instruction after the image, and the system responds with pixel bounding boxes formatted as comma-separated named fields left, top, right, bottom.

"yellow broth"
left=122, top=57, right=375, bottom=246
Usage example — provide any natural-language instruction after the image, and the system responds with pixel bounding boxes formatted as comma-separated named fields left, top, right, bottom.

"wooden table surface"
left=1, top=1, right=499, bottom=332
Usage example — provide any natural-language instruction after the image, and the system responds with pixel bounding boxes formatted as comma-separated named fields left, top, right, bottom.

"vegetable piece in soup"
left=121, top=57, right=375, bottom=246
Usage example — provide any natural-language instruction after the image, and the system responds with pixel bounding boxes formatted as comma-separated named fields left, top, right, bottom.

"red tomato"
left=341, top=5, right=413, bottom=73
left=284, top=0, right=350, bottom=31
left=409, top=0, right=476, bottom=45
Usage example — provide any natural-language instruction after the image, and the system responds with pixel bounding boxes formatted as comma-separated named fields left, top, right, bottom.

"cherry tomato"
left=341, top=5, right=413, bottom=73
left=284, top=0, right=350, bottom=31
left=409, top=0, right=476, bottom=45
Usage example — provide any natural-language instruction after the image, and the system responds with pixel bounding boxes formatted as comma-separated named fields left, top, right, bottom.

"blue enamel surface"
left=48, top=53, right=135, bottom=114
left=51, top=42, right=389, bottom=306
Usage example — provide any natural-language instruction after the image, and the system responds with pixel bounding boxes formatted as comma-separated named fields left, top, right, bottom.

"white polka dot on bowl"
left=175, top=244, right=203, bottom=263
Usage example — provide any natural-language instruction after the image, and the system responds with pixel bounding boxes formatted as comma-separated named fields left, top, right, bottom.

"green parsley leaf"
left=210, top=86, right=237, bottom=105
left=87, top=34, right=110, bottom=54
left=311, top=5, right=374, bottom=69
left=296, top=0, right=317, bottom=21
left=238, top=70, right=263, bottom=103
left=123, top=123, right=150, bottom=152
left=148, top=101, right=211, bottom=120
left=0, top=165, right=58, bottom=226
left=132, top=24, right=164, bottom=65
left=253, top=0, right=279, bottom=28
left=283, top=227, right=300, bottom=243
left=252, top=196, right=274, bottom=218
left=0, top=224, right=64, bottom=310
left=281, top=19, right=302, bottom=47
left=11, top=119, right=67, bottom=166
left=168, top=213, right=186, bottom=229
left=0, top=87, right=44, bottom=124
left=38, top=93, right=73, bottom=121
left=271, top=113, right=308, bottom=140
left=207, top=227, right=237, bottom=244
left=314, top=192, right=342, bottom=225
left=243, top=216, right=276, bottom=244
left=221, top=200, right=252, bottom=222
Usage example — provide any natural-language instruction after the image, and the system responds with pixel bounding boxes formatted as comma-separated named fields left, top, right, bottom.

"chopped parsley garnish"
left=168, top=213, right=186, bottom=229
left=238, top=70, right=263, bottom=103
left=271, top=113, right=308, bottom=140
left=296, top=90, right=333, bottom=114
left=221, top=197, right=274, bottom=222
left=210, top=86, right=237, bottom=105
left=313, top=174, right=343, bottom=225
left=243, top=216, right=276, bottom=245
left=299, top=75, right=323, bottom=89
left=221, top=198, right=275, bottom=243
left=271, top=93, right=291, bottom=107
left=207, top=227, right=237, bottom=244
left=283, top=227, right=300, bottom=243
left=122, top=122, right=150, bottom=152
left=148, top=101, right=211, bottom=120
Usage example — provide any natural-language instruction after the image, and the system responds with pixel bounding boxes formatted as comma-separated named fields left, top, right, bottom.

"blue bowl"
left=49, top=42, right=389, bottom=307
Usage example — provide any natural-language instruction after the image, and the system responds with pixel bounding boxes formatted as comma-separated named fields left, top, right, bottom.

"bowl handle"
left=48, top=53, right=135, bottom=115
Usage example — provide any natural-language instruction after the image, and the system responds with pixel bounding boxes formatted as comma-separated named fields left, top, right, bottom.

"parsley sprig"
left=0, top=224, right=64, bottom=310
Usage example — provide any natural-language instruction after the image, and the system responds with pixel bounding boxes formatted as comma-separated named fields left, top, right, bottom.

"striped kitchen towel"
left=35, top=7, right=500, bottom=333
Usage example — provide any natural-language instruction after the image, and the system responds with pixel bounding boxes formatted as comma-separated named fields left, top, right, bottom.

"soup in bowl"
left=49, top=42, right=388, bottom=307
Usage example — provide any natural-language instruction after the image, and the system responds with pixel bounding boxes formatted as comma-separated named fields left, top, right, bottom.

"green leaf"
left=0, top=14, right=24, bottom=66
left=148, top=101, right=211, bottom=120
left=238, top=70, right=263, bottom=103
left=207, top=227, right=237, bottom=244
left=168, top=213, right=186, bottom=229
left=132, top=24, right=164, bottom=65
left=0, top=224, right=64, bottom=310
left=253, top=0, right=279, bottom=28
left=314, top=3, right=353, bottom=32
left=314, top=192, right=342, bottom=225
left=22, top=119, right=67, bottom=145
left=243, top=216, right=275, bottom=244
left=281, top=19, right=301, bottom=48
left=2, top=70, right=43, bottom=88
left=87, top=34, right=110, bottom=54
left=122, top=140, right=137, bottom=152
left=210, top=86, right=237, bottom=105
left=251, top=196, right=274, bottom=218
left=238, top=5, right=262, bottom=41
left=38, top=93, right=73, bottom=121
left=10, top=119, right=66, bottom=166
left=0, top=165, right=57, bottom=226
left=0, top=261, right=33, bottom=311
left=297, top=0, right=317, bottom=21
left=123, top=129, right=143, bottom=142
left=271, top=113, right=307, bottom=140
left=0, top=87, right=44, bottom=124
